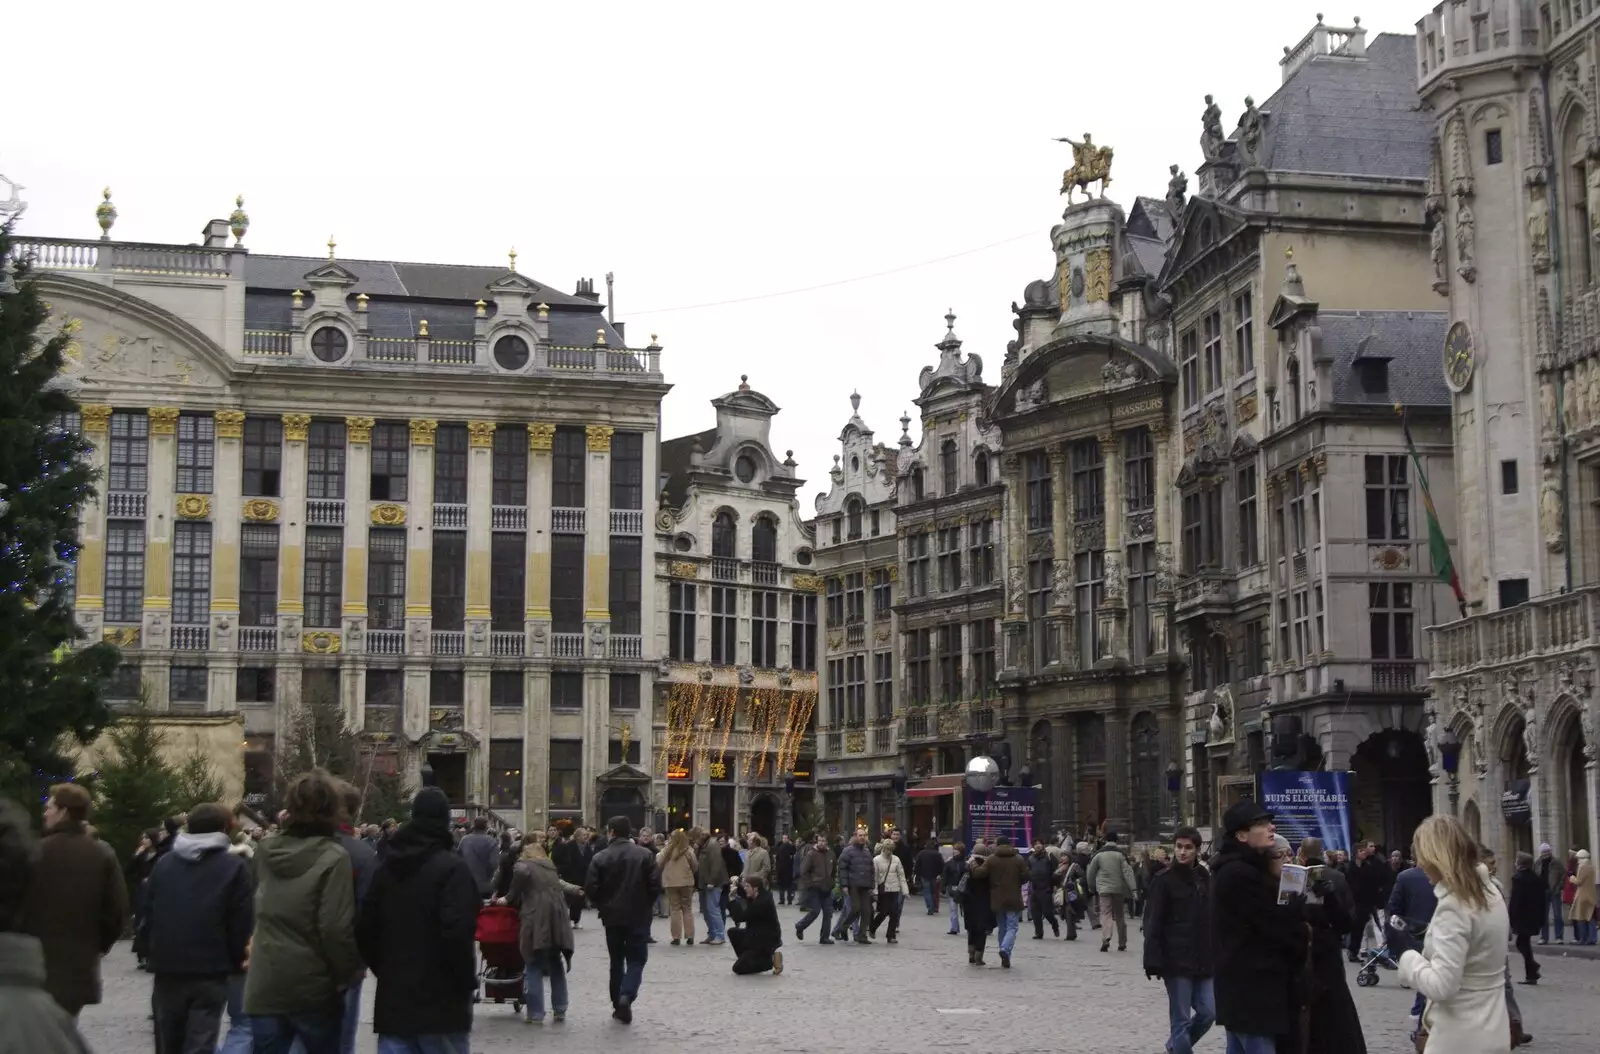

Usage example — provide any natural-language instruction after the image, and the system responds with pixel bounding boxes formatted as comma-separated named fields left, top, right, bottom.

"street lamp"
left=1439, top=730, right=1461, bottom=816
left=1166, top=759, right=1182, bottom=830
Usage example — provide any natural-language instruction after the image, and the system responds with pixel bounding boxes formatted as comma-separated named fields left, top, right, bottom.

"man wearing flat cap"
left=1210, top=800, right=1309, bottom=1054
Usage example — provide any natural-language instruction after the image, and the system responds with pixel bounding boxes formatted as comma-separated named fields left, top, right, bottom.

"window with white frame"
left=105, top=520, right=145, bottom=625
left=175, top=413, right=214, bottom=493
left=1369, top=582, right=1415, bottom=660
left=751, top=590, right=779, bottom=668
left=172, top=522, right=211, bottom=625
left=1203, top=308, right=1224, bottom=393
left=1233, top=290, right=1254, bottom=374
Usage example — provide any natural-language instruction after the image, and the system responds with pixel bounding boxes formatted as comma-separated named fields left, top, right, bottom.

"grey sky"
left=8, top=2, right=1420, bottom=510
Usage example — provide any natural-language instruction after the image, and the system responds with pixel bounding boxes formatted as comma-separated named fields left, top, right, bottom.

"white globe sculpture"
left=965, top=755, right=1000, bottom=794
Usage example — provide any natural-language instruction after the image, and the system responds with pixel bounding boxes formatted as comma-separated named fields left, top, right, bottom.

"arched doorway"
left=1552, top=707, right=1590, bottom=856
left=1130, top=712, right=1161, bottom=841
left=1462, top=798, right=1482, bottom=842
left=599, top=787, right=646, bottom=832
left=1349, top=730, right=1431, bottom=854
left=750, top=795, right=778, bottom=842
left=1499, top=713, right=1533, bottom=858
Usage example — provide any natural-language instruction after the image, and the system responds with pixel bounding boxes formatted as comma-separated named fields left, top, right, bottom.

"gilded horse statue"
left=1055, top=134, right=1113, bottom=204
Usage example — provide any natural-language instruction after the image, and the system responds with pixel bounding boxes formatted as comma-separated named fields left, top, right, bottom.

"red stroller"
left=475, top=903, right=524, bottom=1012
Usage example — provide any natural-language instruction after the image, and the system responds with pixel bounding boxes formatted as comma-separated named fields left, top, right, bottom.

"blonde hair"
left=519, top=839, right=550, bottom=862
left=661, top=828, right=692, bottom=864
left=1412, top=815, right=1489, bottom=911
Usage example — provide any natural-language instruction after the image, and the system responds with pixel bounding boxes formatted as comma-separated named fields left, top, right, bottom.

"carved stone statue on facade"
left=1582, top=703, right=1598, bottom=762
left=1587, top=161, right=1600, bottom=240
left=1521, top=692, right=1541, bottom=771
left=1564, top=369, right=1579, bottom=436
left=1006, top=564, right=1026, bottom=614
left=1455, top=200, right=1477, bottom=282
left=1200, top=94, right=1226, bottom=161
left=1540, top=378, right=1559, bottom=441
left=1014, top=377, right=1049, bottom=413
left=1528, top=184, right=1551, bottom=273
left=1238, top=97, right=1265, bottom=165
left=1207, top=686, right=1232, bottom=744
left=1430, top=219, right=1447, bottom=291
left=1543, top=465, right=1565, bottom=553
left=1423, top=695, right=1443, bottom=779
left=1052, top=560, right=1073, bottom=608
left=1166, top=165, right=1187, bottom=213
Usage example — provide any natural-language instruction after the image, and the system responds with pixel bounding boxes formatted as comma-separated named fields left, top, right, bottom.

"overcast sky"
left=9, top=1, right=1421, bottom=512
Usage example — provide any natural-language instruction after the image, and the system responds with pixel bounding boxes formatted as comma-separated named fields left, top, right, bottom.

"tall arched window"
left=712, top=510, right=737, bottom=558
left=940, top=439, right=959, bottom=494
left=845, top=498, right=863, bottom=540
left=751, top=515, right=777, bottom=563
left=974, top=451, right=990, bottom=486
left=1130, top=711, right=1162, bottom=840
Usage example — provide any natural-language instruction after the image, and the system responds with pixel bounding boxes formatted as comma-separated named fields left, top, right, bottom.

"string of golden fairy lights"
left=659, top=682, right=818, bottom=779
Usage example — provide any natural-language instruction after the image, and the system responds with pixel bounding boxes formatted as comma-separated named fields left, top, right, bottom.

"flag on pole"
left=1397, top=405, right=1466, bottom=616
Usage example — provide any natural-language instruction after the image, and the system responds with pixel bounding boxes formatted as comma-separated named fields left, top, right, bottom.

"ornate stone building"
left=1417, top=0, right=1600, bottom=863
left=886, top=319, right=1004, bottom=837
left=988, top=176, right=1185, bottom=841
left=810, top=392, right=902, bottom=835
left=1157, top=17, right=1454, bottom=849
left=652, top=378, right=819, bottom=839
left=18, top=198, right=667, bottom=832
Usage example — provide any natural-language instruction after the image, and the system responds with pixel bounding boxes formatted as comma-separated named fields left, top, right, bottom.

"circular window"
left=310, top=326, right=348, bottom=363
left=796, top=549, right=813, bottom=566
left=734, top=455, right=757, bottom=482
left=493, top=334, right=530, bottom=370
left=674, top=535, right=692, bottom=552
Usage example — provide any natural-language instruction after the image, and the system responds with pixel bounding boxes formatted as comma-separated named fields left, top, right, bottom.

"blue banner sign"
left=964, top=786, right=1038, bottom=849
left=1256, top=770, right=1352, bottom=855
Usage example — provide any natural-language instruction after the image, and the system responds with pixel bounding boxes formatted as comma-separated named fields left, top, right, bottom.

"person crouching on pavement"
left=727, top=875, right=784, bottom=975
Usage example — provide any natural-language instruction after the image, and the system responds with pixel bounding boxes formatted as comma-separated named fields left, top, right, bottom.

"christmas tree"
left=0, top=220, right=121, bottom=803
left=93, top=696, right=179, bottom=866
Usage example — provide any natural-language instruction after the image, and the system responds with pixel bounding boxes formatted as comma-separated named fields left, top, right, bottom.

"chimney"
left=574, top=277, right=601, bottom=302
left=202, top=219, right=230, bottom=247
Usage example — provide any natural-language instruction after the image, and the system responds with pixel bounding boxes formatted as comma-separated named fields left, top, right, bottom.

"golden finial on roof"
left=355, top=292, right=369, bottom=311
left=418, top=319, right=430, bottom=337
left=95, top=187, right=117, bottom=238
left=536, top=303, right=550, bottom=319
left=508, top=246, right=518, bottom=272
left=1285, top=246, right=1294, bottom=260
left=594, top=328, right=608, bottom=347
left=228, top=194, right=249, bottom=246
left=327, top=235, right=337, bottom=261
left=291, top=289, right=304, bottom=309
left=474, top=299, right=487, bottom=318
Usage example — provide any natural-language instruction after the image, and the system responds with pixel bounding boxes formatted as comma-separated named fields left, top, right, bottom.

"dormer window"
left=1356, top=358, right=1388, bottom=395
left=734, top=455, right=757, bottom=483
left=910, top=467, right=925, bottom=501
left=940, top=439, right=958, bottom=494
left=846, top=498, right=863, bottom=540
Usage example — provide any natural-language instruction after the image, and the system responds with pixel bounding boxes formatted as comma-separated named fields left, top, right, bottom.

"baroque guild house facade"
left=20, top=199, right=667, bottom=832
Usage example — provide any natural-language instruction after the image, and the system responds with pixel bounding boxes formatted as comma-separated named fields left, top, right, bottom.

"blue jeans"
left=797, top=887, right=832, bottom=937
left=700, top=889, right=727, bottom=942
left=249, top=1006, right=343, bottom=1054
left=1163, top=976, right=1216, bottom=1054
left=948, top=892, right=961, bottom=933
left=217, top=974, right=252, bottom=1054
left=604, top=925, right=650, bottom=1005
left=1543, top=888, right=1564, bottom=941
left=1574, top=919, right=1596, bottom=944
left=1225, top=1032, right=1277, bottom=1054
left=285, top=982, right=361, bottom=1054
left=996, top=910, right=1020, bottom=956
left=374, top=1037, right=470, bottom=1054
left=522, top=953, right=569, bottom=1020
left=922, top=884, right=938, bottom=914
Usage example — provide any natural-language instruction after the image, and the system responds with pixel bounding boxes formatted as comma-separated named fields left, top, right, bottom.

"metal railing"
left=244, top=330, right=292, bottom=356
left=306, top=500, right=345, bottom=526
left=609, top=509, right=644, bottom=535
left=608, top=634, right=642, bottom=659
left=551, top=632, right=585, bottom=658
left=551, top=508, right=586, bottom=534
left=238, top=626, right=275, bottom=652
left=491, top=631, right=525, bottom=657
left=171, top=624, right=209, bottom=651
left=432, top=630, right=466, bottom=656
left=492, top=506, right=527, bottom=531
left=107, top=492, right=147, bottom=518
left=368, top=629, right=405, bottom=655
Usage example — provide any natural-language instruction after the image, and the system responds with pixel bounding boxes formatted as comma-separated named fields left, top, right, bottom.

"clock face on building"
left=1443, top=321, right=1474, bottom=393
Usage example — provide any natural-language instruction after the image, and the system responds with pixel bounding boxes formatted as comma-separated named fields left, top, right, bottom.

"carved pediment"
left=301, top=261, right=359, bottom=286
left=994, top=333, right=1175, bottom=421
left=43, top=276, right=234, bottom=390
left=1158, top=197, right=1251, bottom=290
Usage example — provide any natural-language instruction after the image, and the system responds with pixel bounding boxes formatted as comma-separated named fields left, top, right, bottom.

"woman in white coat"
left=1389, top=815, right=1511, bottom=1054
left=869, top=840, right=909, bottom=944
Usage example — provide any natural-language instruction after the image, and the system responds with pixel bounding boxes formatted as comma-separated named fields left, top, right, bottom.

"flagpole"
left=1395, top=403, right=1468, bottom=619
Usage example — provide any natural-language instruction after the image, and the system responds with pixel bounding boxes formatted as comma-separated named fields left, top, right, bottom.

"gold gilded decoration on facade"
left=792, top=572, right=822, bottom=592
left=669, top=561, right=699, bottom=580
left=214, top=410, right=246, bottom=439
left=886, top=565, right=898, bottom=582
left=104, top=626, right=140, bottom=647
left=409, top=419, right=438, bottom=446
left=80, top=405, right=113, bottom=433
left=242, top=498, right=280, bottom=522
left=371, top=503, right=407, bottom=526
left=147, top=407, right=180, bottom=435
left=291, top=289, right=304, bottom=309
left=1235, top=392, right=1259, bottom=422
left=302, top=631, right=342, bottom=655
left=1313, top=453, right=1328, bottom=476
left=346, top=416, right=375, bottom=443
left=845, top=730, right=867, bottom=754
left=1298, top=461, right=1314, bottom=482
left=175, top=494, right=212, bottom=519
left=586, top=424, right=614, bottom=452
left=281, top=413, right=311, bottom=442
left=467, top=421, right=496, bottom=448
left=528, top=423, right=555, bottom=451
left=1084, top=248, right=1112, bottom=302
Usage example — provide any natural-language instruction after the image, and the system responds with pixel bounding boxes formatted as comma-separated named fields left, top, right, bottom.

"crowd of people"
left=2, top=772, right=1598, bottom=1054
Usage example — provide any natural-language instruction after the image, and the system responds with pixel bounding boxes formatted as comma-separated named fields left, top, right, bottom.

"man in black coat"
left=355, top=788, right=480, bottom=1050
left=915, top=840, right=946, bottom=915
left=1211, top=802, right=1308, bottom=1054
left=1142, top=826, right=1214, bottom=1054
left=145, top=803, right=253, bottom=1054
left=585, top=816, right=662, bottom=1024
left=1345, top=841, right=1390, bottom=962
left=727, top=875, right=784, bottom=975
left=1027, top=839, right=1060, bottom=939
left=773, top=835, right=798, bottom=905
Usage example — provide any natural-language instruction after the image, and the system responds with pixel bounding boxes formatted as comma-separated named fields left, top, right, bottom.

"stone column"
left=208, top=411, right=246, bottom=706
left=1000, top=453, right=1029, bottom=672
left=1151, top=423, right=1175, bottom=658
left=343, top=418, right=373, bottom=730
left=277, top=414, right=310, bottom=645
left=1047, top=446, right=1076, bottom=669
left=1104, top=709, right=1130, bottom=834
left=464, top=421, right=496, bottom=801
left=525, top=668, right=551, bottom=832
left=73, top=406, right=113, bottom=642
left=403, top=419, right=437, bottom=745
left=583, top=425, right=614, bottom=824
left=1097, top=429, right=1127, bottom=666
left=527, top=424, right=554, bottom=654
left=142, top=407, right=180, bottom=653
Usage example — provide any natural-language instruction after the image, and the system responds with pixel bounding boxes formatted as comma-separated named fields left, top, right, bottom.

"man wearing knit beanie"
left=356, top=787, right=480, bottom=1050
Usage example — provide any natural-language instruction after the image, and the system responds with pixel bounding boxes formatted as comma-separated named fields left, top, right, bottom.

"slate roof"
left=1247, top=32, right=1430, bottom=181
left=1321, top=310, right=1449, bottom=408
left=244, top=254, right=591, bottom=306
left=659, top=428, right=719, bottom=510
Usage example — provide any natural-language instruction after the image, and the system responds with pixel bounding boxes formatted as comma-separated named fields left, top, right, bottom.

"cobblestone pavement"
left=81, top=903, right=1600, bottom=1053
